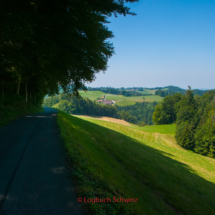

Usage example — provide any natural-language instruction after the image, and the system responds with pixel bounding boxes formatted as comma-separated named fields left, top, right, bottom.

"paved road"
left=0, top=107, right=87, bottom=215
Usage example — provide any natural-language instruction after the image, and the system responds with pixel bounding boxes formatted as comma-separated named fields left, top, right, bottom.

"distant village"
left=97, top=95, right=115, bottom=105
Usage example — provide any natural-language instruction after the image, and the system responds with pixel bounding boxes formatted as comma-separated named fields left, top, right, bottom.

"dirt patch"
left=73, top=115, right=131, bottom=126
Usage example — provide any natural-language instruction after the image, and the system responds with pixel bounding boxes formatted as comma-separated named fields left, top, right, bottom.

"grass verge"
left=0, top=99, right=43, bottom=127
left=57, top=111, right=215, bottom=215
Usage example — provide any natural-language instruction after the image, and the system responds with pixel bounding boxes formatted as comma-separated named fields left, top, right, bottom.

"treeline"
left=155, top=89, right=174, bottom=97
left=43, top=94, right=157, bottom=125
left=43, top=94, right=117, bottom=117
left=164, top=86, right=208, bottom=96
left=116, top=102, right=158, bottom=125
left=88, top=87, right=143, bottom=96
left=155, top=88, right=208, bottom=97
left=153, top=87, right=215, bottom=158
left=0, top=0, right=136, bottom=110
left=88, top=87, right=145, bottom=91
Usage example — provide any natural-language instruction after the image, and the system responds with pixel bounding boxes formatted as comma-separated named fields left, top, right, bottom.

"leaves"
left=0, top=0, right=137, bottom=103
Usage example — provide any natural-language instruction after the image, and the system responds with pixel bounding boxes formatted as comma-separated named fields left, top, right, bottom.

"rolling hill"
left=79, top=90, right=162, bottom=106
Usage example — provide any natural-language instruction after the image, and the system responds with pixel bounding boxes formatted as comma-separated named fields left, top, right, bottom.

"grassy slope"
left=79, top=91, right=163, bottom=106
left=58, top=112, right=215, bottom=215
left=131, top=124, right=176, bottom=135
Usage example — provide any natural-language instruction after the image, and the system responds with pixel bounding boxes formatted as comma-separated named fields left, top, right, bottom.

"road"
left=0, top=107, right=87, bottom=215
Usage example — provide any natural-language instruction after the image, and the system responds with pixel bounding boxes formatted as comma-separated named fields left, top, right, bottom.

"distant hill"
left=57, top=85, right=210, bottom=97
left=164, top=86, right=209, bottom=96
left=164, top=85, right=185, bottom=92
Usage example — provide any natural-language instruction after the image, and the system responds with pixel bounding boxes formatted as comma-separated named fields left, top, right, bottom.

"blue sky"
left=87, top=0, right=215, bottom=89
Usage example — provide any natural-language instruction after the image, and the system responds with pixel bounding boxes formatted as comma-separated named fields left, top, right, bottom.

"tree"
left=0, top=0, right=138, bottom=106
left=195, top=109, right=215, bottom=157
left=175, top=87, right=197, bottom=150
left=152, top=93, right=182, bottom=125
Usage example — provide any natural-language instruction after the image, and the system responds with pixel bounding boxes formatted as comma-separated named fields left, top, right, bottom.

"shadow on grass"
left=60, top=113, right=215, bottom=215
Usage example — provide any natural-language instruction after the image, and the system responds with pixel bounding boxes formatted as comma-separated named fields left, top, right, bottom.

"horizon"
left=85, top=85, right=214, bottom=91
left=87, top=0, right=215, bottom=89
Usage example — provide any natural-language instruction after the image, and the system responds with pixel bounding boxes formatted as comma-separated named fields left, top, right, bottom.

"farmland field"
left=79, top=91, right=105, bottom=101
left=79, top=90, right=163, bottom=106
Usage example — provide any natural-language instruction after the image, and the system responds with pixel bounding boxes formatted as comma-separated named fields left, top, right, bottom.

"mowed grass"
left=114, top=95, right=163, bottom=106
left=79, top=91, right=105, bottom=101
left=131, top=124, right=176, bottom=135
left=114, top=100, right=137, bottom=106
left=79, top=90, right=163, bottom=106
left=58, top=111, right=215, bottom=215
left=143, top=89, right=157, bottom=94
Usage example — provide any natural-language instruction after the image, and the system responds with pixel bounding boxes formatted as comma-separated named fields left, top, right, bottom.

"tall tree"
left=0, top=0, right=138, bottom=104
left=175, top=87, right=197, bottom=150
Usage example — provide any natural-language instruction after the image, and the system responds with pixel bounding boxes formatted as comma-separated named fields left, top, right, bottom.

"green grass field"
left=79, top=91, right=163, bottom=106
left=79, top=91, right=105, bottom=101
left=58, top=111, right=215, bottom=215
left=131, top=124, right=176, bottom=135
left=143, top=89, right=157, bottom=94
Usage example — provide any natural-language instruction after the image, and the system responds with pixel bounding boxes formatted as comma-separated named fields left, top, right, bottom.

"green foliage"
left=44, top=93, right=157, bottom=125
left=164, top=86, right=208, bottom=96
left=0, top=0, right=137, bottom=111
left=152, top=93, right=182, bottom=125
left=175, top=88, right=197, bottom=150
left=0, top=94, right=43, bottom=127
left=44, top=94, right=117, bottom=117
left=116, top=110, right=138, bottom=124
left=152, top=103, right=169, bottom=124
left=115, top=101, right=158, bottom=125
left=155, top=89, right=173, bottom=97
left=195, top=109, right=215, bottom=158
left=152, top=87, right=215, bottom=158
left=175, top=122, right=195, bottom=150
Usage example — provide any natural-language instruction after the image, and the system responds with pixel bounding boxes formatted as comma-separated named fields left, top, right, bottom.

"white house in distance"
left=97, top=95, right=115, bottom=105
left=103, top=100, right=113, bottom=105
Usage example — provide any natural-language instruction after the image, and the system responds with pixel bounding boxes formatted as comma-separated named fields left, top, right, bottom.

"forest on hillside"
left=88, top=86, right=209, bottom=97
left=153, top=87, right=215, bottom=158
left=43, top=94, right=157, bottom=125
left=88, top=87, right=147, bottom=96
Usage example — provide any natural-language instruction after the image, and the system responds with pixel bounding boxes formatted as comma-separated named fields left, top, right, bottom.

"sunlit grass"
left=78, top=90, right=163, bottom=107
left=58, top=111, right=215, bottom=215
left=130, top=124, right=176, bottom=135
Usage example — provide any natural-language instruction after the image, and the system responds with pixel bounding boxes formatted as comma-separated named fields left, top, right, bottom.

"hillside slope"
left=57, top=111, right=215, bottom=215
left=74, top=115, right=131, bottom=126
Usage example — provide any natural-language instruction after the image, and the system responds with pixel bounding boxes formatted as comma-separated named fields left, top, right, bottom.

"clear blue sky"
left=87, top=0, right=215, bottom=89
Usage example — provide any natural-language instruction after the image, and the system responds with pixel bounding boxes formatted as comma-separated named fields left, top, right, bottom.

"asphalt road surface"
left=0, top=107, right=87, bottom=215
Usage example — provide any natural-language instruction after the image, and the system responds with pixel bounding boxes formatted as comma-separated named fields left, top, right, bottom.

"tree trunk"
left=25, top=82, right=28, bottom=103
left=2, top=82, right=4, bottom=99
left=16, top=77, right=20, bottom=95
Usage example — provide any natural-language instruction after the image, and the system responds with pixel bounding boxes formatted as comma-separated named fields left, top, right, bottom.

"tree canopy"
left=153, top=87, right=215, bottom=158
left=0, top=0, right=138, bottom=105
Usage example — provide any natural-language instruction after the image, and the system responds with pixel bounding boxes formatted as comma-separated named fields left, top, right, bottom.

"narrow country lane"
left=0, top=107, right=87, bottom=215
